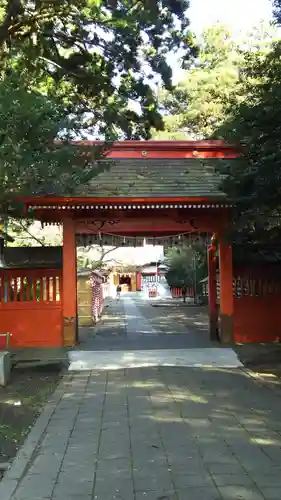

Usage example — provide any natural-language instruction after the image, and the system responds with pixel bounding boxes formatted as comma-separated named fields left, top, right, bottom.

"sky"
left=188, top=0, right=274, bottom=34
left=167, top=0, right=275, bottom=82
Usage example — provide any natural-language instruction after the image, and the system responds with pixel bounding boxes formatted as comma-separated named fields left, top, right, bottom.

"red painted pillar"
left=62, top=218, right=77, bottom=346
left=136, top=272, right=142, bottom=291
left=207, top=242, right=218, bottom=340
left=218, top=233, right=234, bottom=343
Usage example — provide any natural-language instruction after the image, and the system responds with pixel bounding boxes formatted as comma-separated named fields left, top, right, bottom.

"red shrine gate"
left=1, top=139, right=274, bottom=348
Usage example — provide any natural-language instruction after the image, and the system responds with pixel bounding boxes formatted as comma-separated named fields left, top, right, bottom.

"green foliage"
left=77, top=244, right=118, bottom=270
left=274, top=0, right=281, bottom=22
left=0, top=0, right=196, bottom=140
left=154, top=25, right=240, bottom=139
left=7, top=219, right=62, bottom=247
left=0, top=75, right=106, bottom=214
left=154, top=23, right=276, bottom=140
left=165, top=244, right=207, bottom=294
left=215, top=39, right=281, bottom=244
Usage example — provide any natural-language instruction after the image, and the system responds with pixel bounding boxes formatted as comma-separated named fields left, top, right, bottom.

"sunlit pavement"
left=70, top=295, right=241, bottom=369
left=2, top=297, right=281, bottom=500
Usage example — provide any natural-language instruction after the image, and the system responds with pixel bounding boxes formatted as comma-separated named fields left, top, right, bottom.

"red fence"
left=170, top=287, right=195, bottom=298
left=0, top=269, right=62, bottom=347
left=233, top=268, right=281, bottom=343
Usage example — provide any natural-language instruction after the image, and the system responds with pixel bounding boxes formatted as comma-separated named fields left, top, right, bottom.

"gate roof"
left=76, top=157, right=237, bottom=199
left=21, top=140, right=239, bottom=209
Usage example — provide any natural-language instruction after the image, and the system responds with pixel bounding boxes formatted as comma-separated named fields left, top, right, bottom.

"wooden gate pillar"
left=62, top=217, right=77, bottom=346
left=207, top=236, right=218, bottom=340
left=218, top=233, right=234, bottom=343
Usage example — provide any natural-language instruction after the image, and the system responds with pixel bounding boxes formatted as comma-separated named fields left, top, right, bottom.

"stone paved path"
left=70, top=296, right=240, bottom=370
left=2, top=297, right=281, bottom=500
left=78, top=295, right=213, bottom=351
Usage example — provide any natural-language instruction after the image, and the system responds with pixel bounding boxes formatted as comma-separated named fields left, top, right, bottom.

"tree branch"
left=17, top=220, right=45, bottom=246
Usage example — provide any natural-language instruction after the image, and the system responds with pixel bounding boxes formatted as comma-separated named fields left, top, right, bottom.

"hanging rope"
left=76, top=231, right=211, bottom=248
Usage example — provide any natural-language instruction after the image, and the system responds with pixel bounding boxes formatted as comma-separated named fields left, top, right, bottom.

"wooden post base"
left=209, top=311, right=219, bottom=341
left=63, top=316, right=78, bottom=346
left=219, top=313, right=234, bottom=344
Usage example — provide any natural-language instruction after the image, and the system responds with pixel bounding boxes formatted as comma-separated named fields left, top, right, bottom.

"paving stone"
left=252, top=474, right=281, bottom=487
left=52, top=496, right=92, bottom=500
left=52, top=480, right=93, bottom=497
left=177, top=486, right=222, bottom=500
left=0, top=479, right=19, bottom=500
left=12, top=483, right=54, bottom=499
left=169, top=462, right=207, bottom=476
left=212, top=474, right=256, bottom=487
left=12, top=495, right=51, bottom=500
left=134, top=474, right=173, bottom=493
left=135, top=492, right=177, bottom=500
left=217, top=485, right=265, bottom=500
left=173, top=473, right=213, bottom=488
left=94, top=478, right=134, bottom=499
left=132, top=456, right=168, bottom=469
left=133, top=465, right=170, bottom=478
left=202, top=454, right=240, bottom=465
left=258, top=487, right=281, bottom=499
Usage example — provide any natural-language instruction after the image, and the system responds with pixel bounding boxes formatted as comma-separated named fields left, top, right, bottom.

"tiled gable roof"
left=77, top=157, right=236, bottom=198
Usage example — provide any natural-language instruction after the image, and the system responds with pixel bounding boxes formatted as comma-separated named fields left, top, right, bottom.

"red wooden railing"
left=0, top=269, right=61, bottom=304
left=0, top=269, right=62, bottom=347
left=233, top=271, right=281, bottom=343
left=170, top=287, right=195, bottom=298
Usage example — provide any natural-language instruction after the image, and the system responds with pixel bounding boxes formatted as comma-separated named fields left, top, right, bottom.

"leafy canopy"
left=214, top=36, right=281, bottom=243
left=0, top=1, right=197, bottom=215
left=154, top=23, right=276, bottom=140
left=0, top=75, right=107, bottom=214
left=165, top=243, right=207, bottom=293
left=0, top=0, right=196, bottom=140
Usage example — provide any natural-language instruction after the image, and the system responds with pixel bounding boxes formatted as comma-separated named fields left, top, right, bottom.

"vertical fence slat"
left=53, top=277, right=57, bottom=302
left=10, top=277, right=15, bottom=302
left=19, top=277, right=24, bottom=301
left=39, top=277, right=43, bottom=302
left=26, top=277, right=31, bottom=301
left=32, top=278, right=36, bottom=302
left=49, top=277, right=53, bottom=301
left=0, top=270, right=62, bottom=304
left=56, top=276, right=61, bottom=302
left=46, top=277, right=50, bottom=301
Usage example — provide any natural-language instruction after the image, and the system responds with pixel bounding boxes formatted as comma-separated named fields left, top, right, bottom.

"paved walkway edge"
left=0, top=373, right=71, bottom=500
left=68, top=347, right=243, bottom=371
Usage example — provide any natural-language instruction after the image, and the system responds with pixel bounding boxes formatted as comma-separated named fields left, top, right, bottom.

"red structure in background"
left=0, top=139, right=276, bottom=347
left=170, top=287, right=195, bottom=298
left=136, top=272, right=142, bottom=291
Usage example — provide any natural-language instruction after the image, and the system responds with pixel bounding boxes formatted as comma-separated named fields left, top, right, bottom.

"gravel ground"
left=0, top=364, right=62, bottom=479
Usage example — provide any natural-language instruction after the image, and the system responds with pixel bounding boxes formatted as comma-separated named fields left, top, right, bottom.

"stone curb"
left=242, top=366, right=281, bottom=395
left=0, top=374, right=71, bottom=500
left=0, top=351, right=12, bottom=386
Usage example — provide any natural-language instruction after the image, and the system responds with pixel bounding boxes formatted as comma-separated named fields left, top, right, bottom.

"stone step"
left=68, top=347, right=243, bottom=371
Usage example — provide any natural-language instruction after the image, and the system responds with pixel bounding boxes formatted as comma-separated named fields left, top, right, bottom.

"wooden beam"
left=62, top=218, right=77, bottom=346
left=218, top=234, right=234, bottom=344
left=208, top=238, right=218, bottom=340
